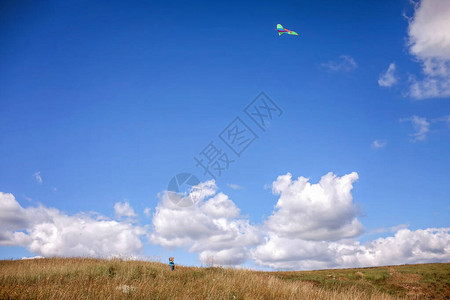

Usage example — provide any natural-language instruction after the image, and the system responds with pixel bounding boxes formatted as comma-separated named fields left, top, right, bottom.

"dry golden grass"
left=0, top=258, right=447, bottom=299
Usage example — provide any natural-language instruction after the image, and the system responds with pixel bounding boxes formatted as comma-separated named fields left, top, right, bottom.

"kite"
left=276, top=24, right=299, bottom=36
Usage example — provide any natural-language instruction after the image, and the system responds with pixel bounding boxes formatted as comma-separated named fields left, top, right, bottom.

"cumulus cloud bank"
left=150, top=185, right=260, bottom=266
left=250, top=172, right=450, bottom=270
left=149, top=172, right=449, bottom=270
left=407, top=0, right=450, bottom=99
left=1, top=171, right=449, bottom=270
left=251, top=227, right=450, bottom=270
left=0, top=192, right=146, bottom=258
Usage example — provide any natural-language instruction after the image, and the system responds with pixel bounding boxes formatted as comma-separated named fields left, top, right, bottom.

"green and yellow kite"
left=276, top=24, right=299, bottom=36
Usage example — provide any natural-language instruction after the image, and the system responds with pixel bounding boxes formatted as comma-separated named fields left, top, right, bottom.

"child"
left=169, top=257, right=175, bottom=271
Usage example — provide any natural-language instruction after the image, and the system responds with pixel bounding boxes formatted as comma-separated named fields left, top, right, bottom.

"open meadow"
left=0, top=258, right=448, bottom=299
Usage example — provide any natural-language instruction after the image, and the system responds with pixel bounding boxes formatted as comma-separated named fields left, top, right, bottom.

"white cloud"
left=33, top=171, right=42, bottom=184
left=321, top=55, right=357, bottom=72
left=0, top=192, right=147, bottom=257
left=21, top=256, right=43, bottom=260
left=22, top=194, right=32, bottom=202
left=400, top=115, right=430, bottom=142
left=368, top=224, right=409, bottom=235
left=407, top=0, right=450, bottom=99
left=227, top=183, right=243, bottom=190
left=378, top=63, right=398, bottom=87
left=408, top=0, right=450, bottom=61
left=371, top=139, right=387, bottom=149
left=114, top=201, right=137, bottom=219
left=168, top=180, right=217, bottom=207
left=200, top=193, right=241, bottom=219
left=251, top=228, right=450, bottom=270
left=433, top=115, right=450, bottom=128
left=143, top=207, right=151, bottom=218
left=0, top=192, right=30, bottom=231
left=263, top=183, right=271, bottom=190
left=355, top=228, right=450, bottom=267
left=150, top=185, right=260, bottom=266
left=409, top=76, right=450, bottom=99
left=391, top=223, right=409, bottom=232
left=266, top=172, right=363, bottom=241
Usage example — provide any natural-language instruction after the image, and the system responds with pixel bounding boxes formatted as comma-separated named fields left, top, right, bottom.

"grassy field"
left=0, top=258, right=448, bottom=299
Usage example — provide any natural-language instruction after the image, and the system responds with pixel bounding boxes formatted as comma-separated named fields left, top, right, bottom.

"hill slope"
left=0, top=258, right=448, bottom=299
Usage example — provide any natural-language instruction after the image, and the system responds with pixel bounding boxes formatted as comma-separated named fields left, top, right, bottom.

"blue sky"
left=1, top=0, right=449, bottom=269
